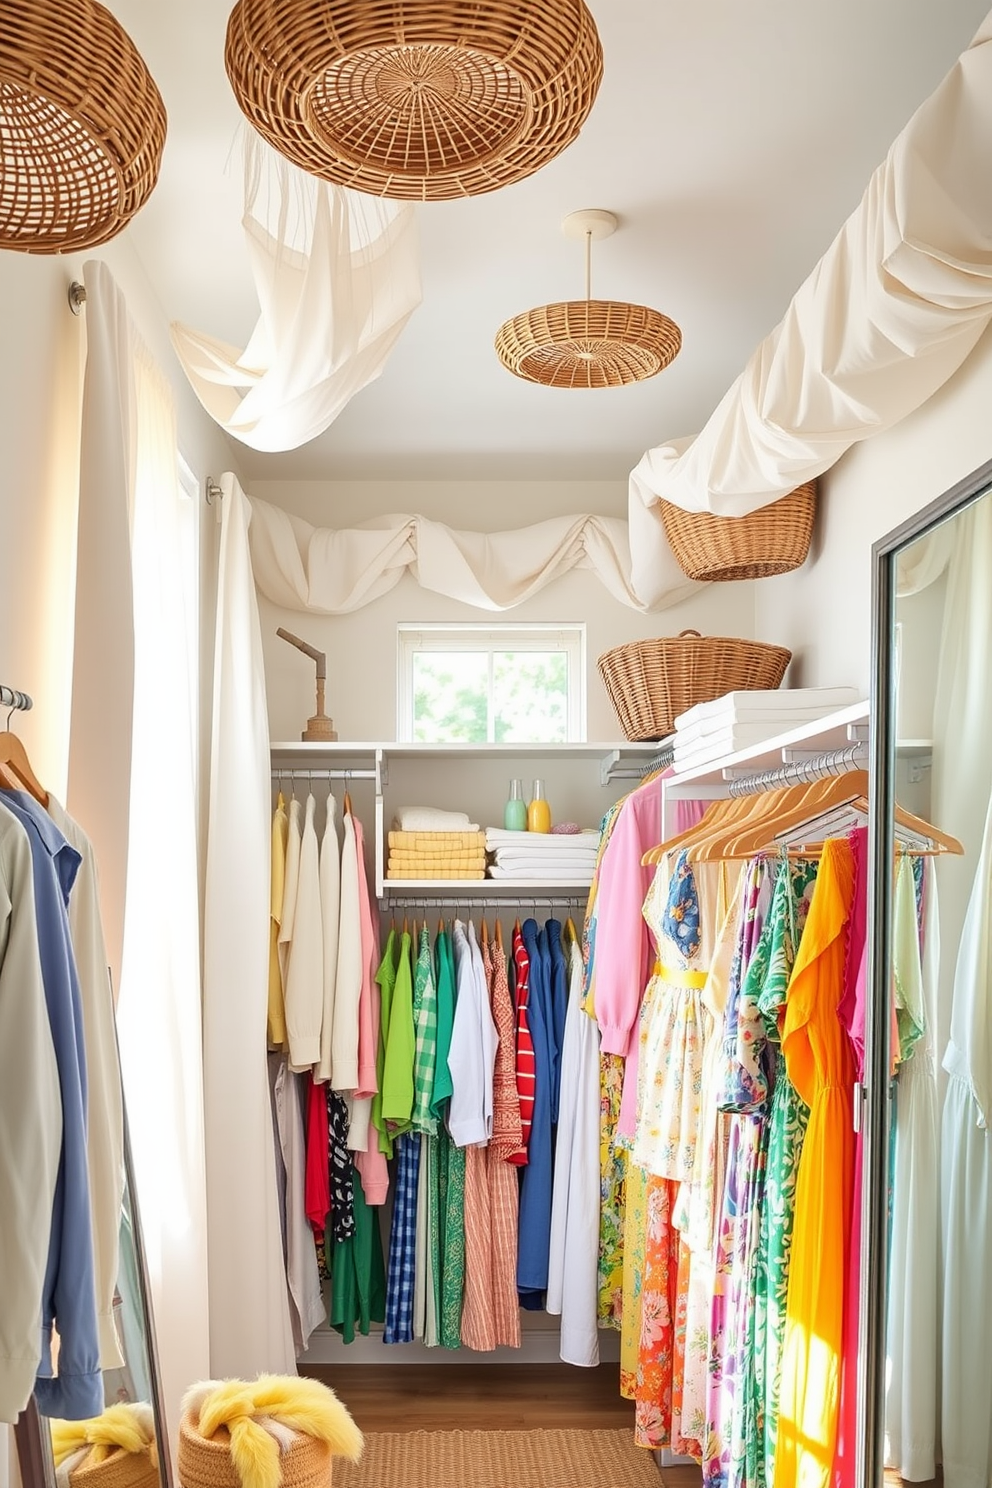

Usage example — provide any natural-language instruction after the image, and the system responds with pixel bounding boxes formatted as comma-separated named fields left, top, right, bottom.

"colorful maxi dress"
left=774, top=838, right=857, bottom=1488
left=744, top=857, right=818, bottom=1488
left=704, top=856, right=775, bottom=1488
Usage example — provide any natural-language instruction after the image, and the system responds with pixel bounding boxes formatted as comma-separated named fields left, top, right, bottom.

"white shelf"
left=664, top=701, right=871, bottom=796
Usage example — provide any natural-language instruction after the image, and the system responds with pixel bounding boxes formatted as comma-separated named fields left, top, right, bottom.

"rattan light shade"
left=224, top=0, right=603, bottom=200
left=0, top=0, right=166, bottom=254
left=495, top=299, right=683, bottom=389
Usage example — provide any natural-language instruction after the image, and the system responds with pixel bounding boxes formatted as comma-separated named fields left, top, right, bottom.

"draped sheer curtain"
left=68, top=261, right=210, bottom=1446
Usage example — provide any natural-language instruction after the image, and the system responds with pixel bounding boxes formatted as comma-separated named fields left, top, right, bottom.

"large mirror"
left=13, top=1101, right=173, bottom=1488
left=864, top=455, right=992, bottom=1488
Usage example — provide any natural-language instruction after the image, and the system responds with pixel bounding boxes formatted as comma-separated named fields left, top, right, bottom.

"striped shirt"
left=512, top=924, right=536, bottom=1155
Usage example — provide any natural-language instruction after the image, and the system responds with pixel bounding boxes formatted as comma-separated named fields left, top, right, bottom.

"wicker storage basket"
left=661, top=481, right=817, bottom=583
left=69, top=1446, right=159, bottom=1488
left=597, top=630, right=792, bottom=742
left=178, top=1415, right=333, bottom=1488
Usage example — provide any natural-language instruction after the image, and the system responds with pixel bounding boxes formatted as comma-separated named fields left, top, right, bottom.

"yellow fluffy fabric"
left=51, top=1404, right=157, bottom=1469
left=183, top=1376, right=363, bottom=1488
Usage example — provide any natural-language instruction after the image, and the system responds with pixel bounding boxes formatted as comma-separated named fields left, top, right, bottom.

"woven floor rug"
left=332, top=1428, right=661, bottom=1487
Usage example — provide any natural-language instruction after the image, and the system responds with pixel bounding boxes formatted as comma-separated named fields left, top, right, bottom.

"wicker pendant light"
left=0, top=0, right=166, bottom=254
left=224, top=0, right=603, bottom=201
left=495, top=209, right=683, bottom=389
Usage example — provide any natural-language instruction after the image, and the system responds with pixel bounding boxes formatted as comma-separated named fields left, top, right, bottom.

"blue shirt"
left=545, top=919, right=568, bottom=1125
left=517, top=918, right=553, bottom=1308
left=2, top=794, right=103, bottom=1420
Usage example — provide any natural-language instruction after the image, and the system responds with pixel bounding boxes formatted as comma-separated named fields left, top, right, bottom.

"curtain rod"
left=727, top=745, right=866, bottom=797
left=0, top=685, right=33, bottom=713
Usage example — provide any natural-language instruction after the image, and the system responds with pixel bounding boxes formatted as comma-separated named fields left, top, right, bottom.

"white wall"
left=248, top=477, right=758, bottom=742
left=753, top=318, right=992, bottom=694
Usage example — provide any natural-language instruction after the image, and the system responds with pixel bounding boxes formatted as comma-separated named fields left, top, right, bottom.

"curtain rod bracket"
left=68, top=281, right=87, bottom=315
left=205, top=479, right=223, bottom=504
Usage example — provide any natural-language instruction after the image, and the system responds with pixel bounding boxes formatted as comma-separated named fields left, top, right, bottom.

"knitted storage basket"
left=597, top=630, right=792, bottom=742
left=660, top=481, right=817, bottom=582
left=69, top=1446, right=160, bottom=1488
left=178, top=1417, right=332, bottom=1488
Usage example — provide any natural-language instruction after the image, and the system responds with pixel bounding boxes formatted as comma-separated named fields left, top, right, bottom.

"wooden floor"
left=304, top=1363, right=635, bottom=1433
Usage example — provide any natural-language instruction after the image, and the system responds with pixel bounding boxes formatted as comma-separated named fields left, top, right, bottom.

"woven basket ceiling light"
left=224, top=0, right=603, bottom=201
left=0, top=0, right=166, bottom=254
left=495, top=208, right=683, bottom=389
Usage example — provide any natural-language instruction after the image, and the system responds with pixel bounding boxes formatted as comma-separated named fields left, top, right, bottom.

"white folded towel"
left=487, top=865, right=593, bottom=883
left=674, top=687, right=860, bottom=732
left=393, top=806, right=480, bottom=832
left=493, top=852, right=599, bottom=871
left=485, top=827, right=599, bottom=849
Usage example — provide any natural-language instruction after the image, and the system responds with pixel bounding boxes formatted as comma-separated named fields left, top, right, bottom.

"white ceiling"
left=110, top=0, right=990, bottom=484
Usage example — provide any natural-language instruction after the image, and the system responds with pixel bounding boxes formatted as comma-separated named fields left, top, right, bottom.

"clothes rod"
left=379, top=895, right=588, bottom=910
left=271, top=768, right=377, bottom=782
left=727, top=745, right=867, bottom=797
left=0, top=685, right=33, bottom=713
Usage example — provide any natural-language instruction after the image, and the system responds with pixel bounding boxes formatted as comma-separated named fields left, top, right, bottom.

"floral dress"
left=703, top=857, right=776, bottom=1488
left=632, top=850, right=718, bottom=1451
left=743, top=858, right=818, bottom=1488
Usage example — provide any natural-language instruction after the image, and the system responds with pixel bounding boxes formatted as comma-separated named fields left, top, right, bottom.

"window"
left=397, top=624, right=585, bottom=743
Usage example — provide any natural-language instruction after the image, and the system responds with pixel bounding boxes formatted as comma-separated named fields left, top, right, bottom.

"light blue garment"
left=1, top=794, right=102, bottom=1419
left=517, top=917, right=553, bottom=1308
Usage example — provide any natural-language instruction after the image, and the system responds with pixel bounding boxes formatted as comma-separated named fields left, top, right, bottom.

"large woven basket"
left=178, top=1415, right=333, bottom=1488
left=597, top=631, right=792, bottom=742
left=69, top=1445, right=159, bottom=1488
left=0, top=0, right=166, bottom=253
left=661, top=482, right=817, bottom=583
left=224, top=0, right=602, bottom=200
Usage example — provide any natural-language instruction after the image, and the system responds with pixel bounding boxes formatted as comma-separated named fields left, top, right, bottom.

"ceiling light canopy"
left=0, top=0, right=166, bottom=254
left=495, top=209, right=683, bottom=389
left=224, top=0, right=603, bottom=201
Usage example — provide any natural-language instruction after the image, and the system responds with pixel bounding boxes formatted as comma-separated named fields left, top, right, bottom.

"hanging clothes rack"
left=270, top=767, right=377, bottom=783
left=379, top=894, right=588, bottom=911
left=0, top=685, right=33, bottom=713
left=726, top=744, right=866, bottom=796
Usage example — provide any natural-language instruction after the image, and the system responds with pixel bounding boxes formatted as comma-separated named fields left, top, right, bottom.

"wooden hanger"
left=494, top=919, right=504, bottom=951
left=641, top=793, right=760, bottom=866
left=0, top=728, right=48, bottom=807
left=686, top=787, right=800, bottom=863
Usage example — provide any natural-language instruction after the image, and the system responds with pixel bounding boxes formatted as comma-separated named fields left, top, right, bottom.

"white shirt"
left=332, top=811, right=362, bottom=1092
left=284, top=794, right=324, bottom=1071
left=447, top=919, right=498, bottom=1148
left=315, top=792, right=340, bottom=1085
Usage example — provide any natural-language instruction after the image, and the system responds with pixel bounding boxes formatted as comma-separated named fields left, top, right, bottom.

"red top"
left=512, top=924, right=536, bottom=1156
left=304, top=1073, right=330, bottom=1235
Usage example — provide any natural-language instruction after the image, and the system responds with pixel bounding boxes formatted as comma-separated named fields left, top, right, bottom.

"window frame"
left=396, top=622, right=587, bottom=743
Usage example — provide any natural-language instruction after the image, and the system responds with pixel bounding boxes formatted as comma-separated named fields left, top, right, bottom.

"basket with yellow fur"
left=177, top=1377, right=362, bottom=1488
left=51, top=1402, right=160, bottom=1488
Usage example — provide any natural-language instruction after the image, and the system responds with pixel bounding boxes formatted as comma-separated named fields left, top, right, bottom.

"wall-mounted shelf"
left=269, top=739, right=657, bottom=897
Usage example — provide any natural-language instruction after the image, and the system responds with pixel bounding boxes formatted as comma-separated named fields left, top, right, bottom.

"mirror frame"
left=861, top=452, right=992, bottom=1488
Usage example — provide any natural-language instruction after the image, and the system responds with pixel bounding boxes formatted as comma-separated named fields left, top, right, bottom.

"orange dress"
left=773, top=836, right=857, bottom=1488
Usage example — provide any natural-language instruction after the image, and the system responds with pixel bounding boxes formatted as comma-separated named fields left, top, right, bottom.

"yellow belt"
left=653, top=962, right=708, bottom=989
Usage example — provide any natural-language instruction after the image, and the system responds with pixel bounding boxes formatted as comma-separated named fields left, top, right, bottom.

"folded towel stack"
left=484, top=826, right=600, bottom=883
left=672, top=687, right=861, bottom=773
left=387, top=825, right=487, bottom=880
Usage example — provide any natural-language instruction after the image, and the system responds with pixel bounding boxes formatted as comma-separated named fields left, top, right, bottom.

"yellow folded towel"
left=386, top=868, right=486, bottom=880
left=388, top=852, right=487, bottom=871
left=388, top=830, right=487, bottom=850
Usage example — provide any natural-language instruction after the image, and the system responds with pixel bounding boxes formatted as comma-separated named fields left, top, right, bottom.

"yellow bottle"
left=527, top=778, right=552, bottom=833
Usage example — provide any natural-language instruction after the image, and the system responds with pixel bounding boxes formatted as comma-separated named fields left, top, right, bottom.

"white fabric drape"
left=941, top=785, right=992, bottom=1488
left=629, top=10, right=992, bottom=606
left=247, top=492, right=696, bottom=614
left=203, top=472, right=296, bottom=1375
left=69, top=260, right=210, bottom=1445
left=172, top=137, right=421, bottom=452
left=885, top=857, right=940, bottom=1481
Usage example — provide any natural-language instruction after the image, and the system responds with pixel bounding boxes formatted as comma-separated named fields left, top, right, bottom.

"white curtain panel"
left=246, top=492, right=698, bottom=614
left=69, top=261, right=211, bottom=1448
left=629, top=9, right=992, bottom=607
left=203, top=473, right=296, bottom=1375
left=171, top=136, right=422, bottom=452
